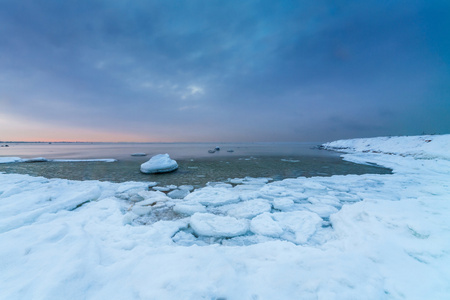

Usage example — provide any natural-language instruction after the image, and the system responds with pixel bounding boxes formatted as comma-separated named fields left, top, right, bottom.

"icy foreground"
left=1, top=135, right=450, bottom=299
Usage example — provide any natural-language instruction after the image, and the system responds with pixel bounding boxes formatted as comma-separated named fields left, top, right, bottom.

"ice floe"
left=140, top=153, right=178, bottom=173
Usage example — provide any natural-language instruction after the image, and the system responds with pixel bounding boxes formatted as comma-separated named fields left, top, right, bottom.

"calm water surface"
left=0, top=142, right=391, bottom=187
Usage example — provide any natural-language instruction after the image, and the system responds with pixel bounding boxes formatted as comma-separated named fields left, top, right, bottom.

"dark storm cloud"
left=0, top=0, right=449, bottom=141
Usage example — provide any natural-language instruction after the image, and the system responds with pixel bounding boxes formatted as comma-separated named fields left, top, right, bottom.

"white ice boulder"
left=189, top=213, right=249, bottom=237
left=140, top=154, right=178, bottom=174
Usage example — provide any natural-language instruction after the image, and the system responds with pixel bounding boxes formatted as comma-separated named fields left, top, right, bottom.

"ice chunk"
left=152, top=186, right=171, bottom=192
left=140, top=154, right=178, bottom=174
left=137, top=190, right=170, bottom=201
left=280, top=159, right=300, bottom=162
left=329, top=191, right=361, bottom=203
left=250, top=213, right=284, bottom=237
left=178, top=185, right=194, bottom=192
left=228, top=177, right=272, bottom=185
left=273, top=198, right=295, bottom=210
left=184, top=186, right=240, bottom=207
left=172, top=231, right=202, bottom=246
left=302, top=203, right=339, bottom=219
left=222, top=199, right=272, bottom=219
left=168, top=189, right=190, bottom=199
left=308, top=195, right=341, bottom=208
left=273, top=211, right=323, bottom=244
left=132, top=194, right=170, bottom=215
left=207, top=182, right=233, bottom=188
left=189, top=213, right=249, bottom=237
left=116, top=182, right=152, bottom=194
left=173, top=202, right=206, bottom=215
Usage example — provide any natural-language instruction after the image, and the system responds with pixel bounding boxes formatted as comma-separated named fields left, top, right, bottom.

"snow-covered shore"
left=1, top=135, right=450, bottom=299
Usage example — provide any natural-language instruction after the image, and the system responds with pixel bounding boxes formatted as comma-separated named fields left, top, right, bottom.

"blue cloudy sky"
left=1, top=0, right=449, bottom=142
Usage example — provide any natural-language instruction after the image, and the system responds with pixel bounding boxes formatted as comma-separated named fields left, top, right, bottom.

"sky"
left=0, top=0, right=449, bottom=142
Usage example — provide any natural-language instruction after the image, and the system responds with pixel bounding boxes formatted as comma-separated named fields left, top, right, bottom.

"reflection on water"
left=0, top=142, right=391, bottom=186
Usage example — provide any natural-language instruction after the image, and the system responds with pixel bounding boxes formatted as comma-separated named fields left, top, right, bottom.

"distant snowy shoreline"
left=1, top=134, right=449, bottom=299
left=0, top=157, right=117, bottom=163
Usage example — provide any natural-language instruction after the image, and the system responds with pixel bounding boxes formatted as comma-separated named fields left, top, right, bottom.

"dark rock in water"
left=25, top=157, right=49, bottom=163
left=131, top=153, right=147, bottom=157
left=215, top=147, right=220, bottom=151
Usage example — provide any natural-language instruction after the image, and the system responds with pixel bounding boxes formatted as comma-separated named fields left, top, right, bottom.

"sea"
left=0, top=142, right=391, bottom=187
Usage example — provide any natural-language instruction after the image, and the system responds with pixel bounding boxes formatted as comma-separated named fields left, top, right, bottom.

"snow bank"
left=1, top=134, right=450, bottom=299
left=323, top=134, right=450, bottom=160
left=140, top=153, right=178, bottom=173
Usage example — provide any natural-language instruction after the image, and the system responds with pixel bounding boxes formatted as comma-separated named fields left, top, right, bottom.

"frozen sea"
left=0, top=142, right=390, bottom=186
left=1, top=135, right=449, bottom=299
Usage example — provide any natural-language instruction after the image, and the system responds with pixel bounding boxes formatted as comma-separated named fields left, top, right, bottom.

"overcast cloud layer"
left=1, top=0, right=449, bottom=142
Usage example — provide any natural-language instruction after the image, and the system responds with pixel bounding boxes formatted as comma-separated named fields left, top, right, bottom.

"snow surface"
left=1, top=134, right=450, bottom=299
left=140, top=153, right=178, bottom=173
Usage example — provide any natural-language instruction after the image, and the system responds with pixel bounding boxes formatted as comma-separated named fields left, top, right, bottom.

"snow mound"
left=140, top=154, right=178, bottom=174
